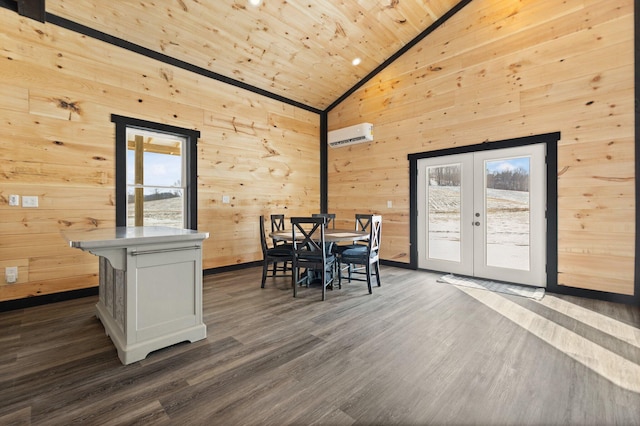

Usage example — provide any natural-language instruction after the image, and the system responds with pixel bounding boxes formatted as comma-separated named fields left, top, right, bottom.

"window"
left=112, top=115, right=200, bottom=230
left=126, top=129, right=186, bottom=228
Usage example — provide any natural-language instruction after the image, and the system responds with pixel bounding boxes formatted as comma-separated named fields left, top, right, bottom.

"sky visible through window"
left=127, top=150, right=182, bottom=192
left=486, top=156, right=529, bottom=174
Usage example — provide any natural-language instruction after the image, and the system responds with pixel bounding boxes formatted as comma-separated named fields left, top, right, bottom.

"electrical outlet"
left=5, top=266, right=18, bottom=284
left=22, top=195, right=38, bottom=208
left=8, top=195, right=19, bottom=206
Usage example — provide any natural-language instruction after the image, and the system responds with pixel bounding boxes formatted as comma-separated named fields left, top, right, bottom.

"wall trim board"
left=634, top=0, right=639, bottom=306
left=0, top=260, right=403, bottom=311
left=17, top=0, right=44, bottom=22
left=324, top=0, right=474, bottom=114
left=320, top=112, right=328, bottom=213
left=0, top=2, right=322, bottom=115
left=208, top=259, right=413, bottom=275
left=111, top=114, right=202, bottom=139
left=0, top=0, right=45, bottom=22
left=0, top=287, right=98, bottom=312
left=0, top=0, right=474, bottom=117
left=547, top=282, right=639, bottom=306
left=204, top=261, right=262, bottom=275
left=380, top=259, right=413, bottom=269
left=43, top=12, right=322, bottom=115
left=0, top=0, right=16, bottom=13
left=0, top=260, right=426, bottom=312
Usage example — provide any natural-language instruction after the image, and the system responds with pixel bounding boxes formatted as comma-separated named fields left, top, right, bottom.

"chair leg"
left=375, top=261, right=381, bottom=286
left=292, top=267, right=298, bottom=297
left=366, top=262, right=372, bottom=294
left=261, top=260, right=269, bottom=288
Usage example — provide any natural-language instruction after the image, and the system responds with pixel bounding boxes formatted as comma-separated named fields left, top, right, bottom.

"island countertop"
left=63, top=226, right=209, bottom=250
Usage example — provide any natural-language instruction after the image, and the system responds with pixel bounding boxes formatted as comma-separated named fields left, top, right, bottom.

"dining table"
left=269, top=228, right=369, bottom=289
left=269, top=228, right=369, bottom=243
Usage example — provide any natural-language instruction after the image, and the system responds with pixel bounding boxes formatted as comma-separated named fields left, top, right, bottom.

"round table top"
left=270, top=228, right=368, bottom=243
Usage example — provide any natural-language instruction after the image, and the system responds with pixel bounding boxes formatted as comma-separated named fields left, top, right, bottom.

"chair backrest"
left=355, top=214, right=372, bottom=233
left=346, top=214, right=373, bottom=248
left=368, top=215, right=382, bottom=258
left=259, top=215, right=269, bottom=255
left=340, top=215, right=381, bottom=263
left=270, top=214, right=286, bottom=232
left=270, top=214, right=286, bottom=246
left=291, top=216, right=328, bottom=261
left=312, top=213, right=336, bottom=229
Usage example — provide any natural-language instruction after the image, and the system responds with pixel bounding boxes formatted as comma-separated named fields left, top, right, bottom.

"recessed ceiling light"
left=352, top=57, right=362, bottom=66
left=249, top=0, right=261, bottom=6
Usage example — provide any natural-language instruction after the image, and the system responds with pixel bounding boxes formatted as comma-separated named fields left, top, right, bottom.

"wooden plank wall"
left=328, top=0, right=636, bottom=295
left=0, top=9, right=320, bottom=302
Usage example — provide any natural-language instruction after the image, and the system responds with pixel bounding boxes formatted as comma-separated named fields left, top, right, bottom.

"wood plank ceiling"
left=45, top=0, right=462, bottom=111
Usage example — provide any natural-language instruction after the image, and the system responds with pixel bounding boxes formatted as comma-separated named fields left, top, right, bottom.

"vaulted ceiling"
left=46, top=0, right=462, bottom=111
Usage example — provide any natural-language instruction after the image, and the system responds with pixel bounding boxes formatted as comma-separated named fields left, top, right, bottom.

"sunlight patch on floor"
left=458, top=286, right=640, bottom=394
left=540, top=295, right=640, bottom=349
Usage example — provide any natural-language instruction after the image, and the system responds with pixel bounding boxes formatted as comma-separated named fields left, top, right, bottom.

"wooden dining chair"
left=260, top=215, right=293, bottom=288
left=291, top=216, right=336, bottom=301
left=312, top=213, right=336, bottom=229
left=338, top=215, right=382, bottom=294
left=334, top=213, right=374, bottom=276
left=270, top=214, right=293, bottom=274
left=334, top=214, right=372, bottom=251
left=270, top=214, right=288, bottom=247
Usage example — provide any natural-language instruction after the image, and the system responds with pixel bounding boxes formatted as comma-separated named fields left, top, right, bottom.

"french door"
left=417, top=144, right=546, bottom=287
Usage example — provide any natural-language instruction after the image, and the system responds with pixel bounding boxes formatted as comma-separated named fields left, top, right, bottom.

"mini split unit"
left=328, top=123, right=374, bottom=148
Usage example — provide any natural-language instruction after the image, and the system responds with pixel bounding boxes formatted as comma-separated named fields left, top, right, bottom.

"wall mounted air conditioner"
left=328, top=123, right=373, bottom=148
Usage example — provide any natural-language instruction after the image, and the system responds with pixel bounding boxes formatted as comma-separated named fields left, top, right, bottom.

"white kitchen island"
left=64, top=226, right=209, bottom=365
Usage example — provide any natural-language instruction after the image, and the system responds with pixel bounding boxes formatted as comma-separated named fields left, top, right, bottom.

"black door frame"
left=408, top=133, right=559, bottom=285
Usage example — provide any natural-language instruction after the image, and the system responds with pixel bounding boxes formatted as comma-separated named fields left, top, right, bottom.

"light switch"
left=387, top=200, right=393, bottom=208
left=8, top=195, right=19, bottom=206
left=222, top=195, right=230, bottom=204
left=22, top=195, right=38, bottom=208
left=5, top=266, right=18, bottom=284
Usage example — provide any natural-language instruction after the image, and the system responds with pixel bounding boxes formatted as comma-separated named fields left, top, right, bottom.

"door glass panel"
left=126, top=130, right=185, bottom=228
left=427, top=163, right=461, bottom=262
left=484, top=157, right=530, bottom=270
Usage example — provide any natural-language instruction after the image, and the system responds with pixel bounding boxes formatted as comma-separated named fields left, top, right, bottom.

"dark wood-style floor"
left=1, top=266, right=640, bottom=425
